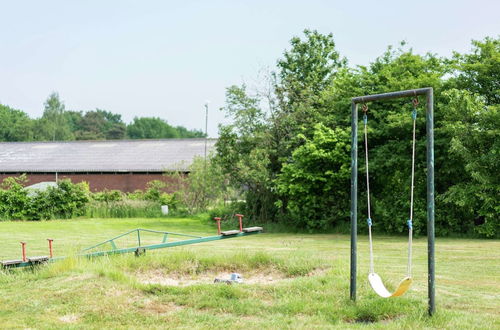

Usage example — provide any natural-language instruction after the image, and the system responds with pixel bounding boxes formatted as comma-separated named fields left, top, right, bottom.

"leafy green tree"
left=65, top=110, right=84, bottom=133
left=439, top=90, right=499, bottom=237
left=166, top=156, right=229, bottom=214
left=35, top=93, right=74, bottom=141
left=450, top=37, right=500, bottom=105
left=215, top=85, right=278, bottom=220
left=0, top=105, right=34, bottom=141
left=275, top=29, right=346, bottom=108
left=275, top=123, right=351, bottom=229
left=74, top=109, right=126, bottom=140
left=127, top=117, right=203, bottom=139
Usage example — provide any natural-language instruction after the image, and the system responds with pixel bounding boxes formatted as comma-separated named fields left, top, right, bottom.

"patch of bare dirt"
left=136, top=268, right=329, bottom=287
left=136, top=268, right=289, bottom=286
left=59, top=314, right=79, bottom=323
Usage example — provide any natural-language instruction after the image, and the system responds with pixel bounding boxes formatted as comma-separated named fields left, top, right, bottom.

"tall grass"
left=86, top=200, right=164, bottom=218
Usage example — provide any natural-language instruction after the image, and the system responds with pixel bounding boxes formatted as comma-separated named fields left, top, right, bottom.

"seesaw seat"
left=368, top=273, right=412, bottom=298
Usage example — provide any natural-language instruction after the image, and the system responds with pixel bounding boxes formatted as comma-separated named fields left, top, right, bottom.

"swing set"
left=349, top=88, right=436, bottom=315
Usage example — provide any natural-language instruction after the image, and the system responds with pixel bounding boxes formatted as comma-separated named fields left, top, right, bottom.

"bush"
left=0, top=176, right=90, bottom=220
left=208, top=201, right=247, bottom=226
left=127, top=190, right=145, bottom=200
left=0, top=176, right=30, bottom=219
left=93, top=189, right=124, bottom=203
left=144, top=180, right=166, bottom=202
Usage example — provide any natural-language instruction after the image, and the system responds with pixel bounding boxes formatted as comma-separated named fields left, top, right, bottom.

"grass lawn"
left=0, top=217, right=498, bottom=329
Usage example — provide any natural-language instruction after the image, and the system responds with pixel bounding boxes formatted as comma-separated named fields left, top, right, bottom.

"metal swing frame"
left=349, top=88, right=435, bottom=316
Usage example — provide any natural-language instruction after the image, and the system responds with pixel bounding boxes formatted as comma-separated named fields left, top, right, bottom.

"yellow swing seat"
left=368, top=272, right=412, bottom=298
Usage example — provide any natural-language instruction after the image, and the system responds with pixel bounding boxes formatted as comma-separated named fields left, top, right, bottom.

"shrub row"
left=0, top=176, right=180, bottom=220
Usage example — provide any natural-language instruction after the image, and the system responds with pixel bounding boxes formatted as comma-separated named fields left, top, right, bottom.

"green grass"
left=0, top=217, right=498, bottom=329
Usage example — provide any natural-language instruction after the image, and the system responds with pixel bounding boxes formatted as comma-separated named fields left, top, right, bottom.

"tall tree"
left=35, top=93, right=74, bottom=141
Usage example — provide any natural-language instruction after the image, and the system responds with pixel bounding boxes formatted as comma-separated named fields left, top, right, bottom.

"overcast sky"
left=1, top=0, right=498, bottom=137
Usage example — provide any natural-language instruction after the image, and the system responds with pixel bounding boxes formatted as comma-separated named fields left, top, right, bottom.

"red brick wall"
left=0, top=173, right=178, bottom=192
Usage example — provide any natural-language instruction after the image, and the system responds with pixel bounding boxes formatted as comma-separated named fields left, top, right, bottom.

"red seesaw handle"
left=235, top=214, right=244, bottom=232
left=213, top=217, right=222, bottom=235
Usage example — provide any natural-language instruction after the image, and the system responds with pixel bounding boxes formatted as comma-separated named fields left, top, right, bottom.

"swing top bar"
left=351, top=87, right=432, bottom=104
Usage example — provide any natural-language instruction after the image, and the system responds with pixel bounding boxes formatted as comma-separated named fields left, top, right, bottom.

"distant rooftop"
left=0, top=139, right=216, bottom=173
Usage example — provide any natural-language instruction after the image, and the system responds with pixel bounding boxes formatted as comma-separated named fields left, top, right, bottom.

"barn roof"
left=0, top=139, right=217, bottom=173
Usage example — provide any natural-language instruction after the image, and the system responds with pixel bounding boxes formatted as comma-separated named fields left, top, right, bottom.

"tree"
left=73, top=109, right=126, bottom=140
left=439, top=90, right=499, bottom=237
left=126, top=117, right=203, bottom=139
left=450, top=37, right=500, bottom=105
left=275, top=123, right=351, bottom=229
left=275, top=29, right=346, bottom=108
left=0, top=105, right=34, bottom=141
left=35, top=93, right=74, bottom=141
left=215, top=85, right=277, bottom=220
left=166, top=156, right=229, bottom=214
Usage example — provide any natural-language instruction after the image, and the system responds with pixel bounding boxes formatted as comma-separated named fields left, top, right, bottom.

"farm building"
left=0, top=139, right=216, bottom=192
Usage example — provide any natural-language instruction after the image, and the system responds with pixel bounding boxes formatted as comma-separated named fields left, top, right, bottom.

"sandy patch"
left=137, top=269, right=288, bottom=286
left=59, top=314, right=79, bottom=323
left=137, top=268, right=329, bottom=287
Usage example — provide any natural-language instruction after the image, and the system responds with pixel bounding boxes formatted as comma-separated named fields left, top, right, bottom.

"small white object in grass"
left=214, top=273, right=244, bottom=284
left=230, top=273, right=243, bottom=283
left=161, top=205, right=169, bottom=215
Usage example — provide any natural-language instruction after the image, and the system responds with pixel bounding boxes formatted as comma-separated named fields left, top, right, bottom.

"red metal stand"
left=214, top=217, right=222, bottom=235
left=235, top=214, right=244, bottom=232
left=47, top=239, right=54, bottom=258
left=20, top=242, right=27, bottom=262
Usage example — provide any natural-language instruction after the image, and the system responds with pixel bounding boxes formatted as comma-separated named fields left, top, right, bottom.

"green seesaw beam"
left=1, top=227, right=263, bottom=269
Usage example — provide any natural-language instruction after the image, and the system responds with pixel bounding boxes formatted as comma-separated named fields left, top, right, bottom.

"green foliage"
left=216, top=32, right=499, bottom=237
left=35, top=92, right=74, bottom=141
left=0, top=175, right=30, bottom=219
left=0, top=94, right=203, bottom=142
left=127, top=189, right=145, bottom=200
left=0, top=177, right=89, bottom=220
left=144, top=180, right=167, bottom=202
left=0, top=105, right=34, bottom=141
left=450, top=37, right=500, bottom=105
left=73, top=109, right=127, bottom=140
left=93, top=189, right=124, bottom=203
left=275, top=124, right=350, bottom=229
left=85, top=200, right=163, bottom=218
left=439, top=90, right=499, bottom=237
left=215, top=85, right=277, bottom=221
left=276, top=29, right=346, bottom=107
left=207, top=201, right=247, bottom=225
left=127, top=117, right=204, bottom=139
left=167, top=157, right=231, bottom=214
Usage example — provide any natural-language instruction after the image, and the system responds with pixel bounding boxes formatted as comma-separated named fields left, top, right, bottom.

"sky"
left=0, top=0, right=498, bottom=137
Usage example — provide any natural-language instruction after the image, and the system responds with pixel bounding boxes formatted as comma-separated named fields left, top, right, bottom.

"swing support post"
left=350, top=87, right=435, bottom=316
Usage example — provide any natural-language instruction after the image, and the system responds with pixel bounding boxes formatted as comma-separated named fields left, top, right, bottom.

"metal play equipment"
left=350, top=88, right=436, bottom=315
left=1, top=214, right=263, bottom=269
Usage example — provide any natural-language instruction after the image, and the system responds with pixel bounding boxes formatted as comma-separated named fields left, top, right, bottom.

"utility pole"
left=204, top=101, right=209, bottom=167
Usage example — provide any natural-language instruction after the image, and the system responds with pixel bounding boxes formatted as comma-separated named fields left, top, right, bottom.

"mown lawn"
left=0, top=217, right=498, bottom=329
